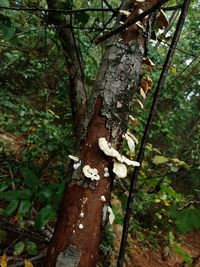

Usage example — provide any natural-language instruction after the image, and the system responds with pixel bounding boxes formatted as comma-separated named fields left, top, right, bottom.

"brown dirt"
left=111, top=225, right=200, bottom=267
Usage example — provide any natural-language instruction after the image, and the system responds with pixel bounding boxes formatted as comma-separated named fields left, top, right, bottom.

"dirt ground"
left=111, top=227, right=200, bottom=267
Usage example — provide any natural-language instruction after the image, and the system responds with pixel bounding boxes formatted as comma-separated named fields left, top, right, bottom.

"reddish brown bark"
left=44, top=97, right=113, bottom=267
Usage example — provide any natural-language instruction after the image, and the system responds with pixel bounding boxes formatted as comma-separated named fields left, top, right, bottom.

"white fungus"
left=119, top=10, right=131, bottom=17
left=104, top=167, right=110, bottom=177
left=124, top=133, right=135, bottom=152
left=73, top=160, right=81, bottom=170
left=82, top=165, right=100, bottom=181
left=113, top=162, right=127, bottom=178
left=68, top=155, right=79, bottom=162
left=138, top=8, right=144, bottom=15
left=98, top=137, right=120, bottom=158
left=127, top=131, right=139, bottom=144
left=80, top=212, right=84, bottom=218
left=117, top=155, right=140, bottom=167
left=79, top=224, right=84, bottom=229
left=135, top=99, right=144, bottom=109
left=100, top=195, right=106, bottom=202
left=107, top=206, right=115, bottom=225
left=99, top=137, right=140, bottom=167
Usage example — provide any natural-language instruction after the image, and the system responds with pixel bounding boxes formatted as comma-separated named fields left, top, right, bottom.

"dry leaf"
left=156, top=9, right=169, bottom=29
left=119, top=10, right=131, bottom=17
left=140, top=87, right=146, bottom=99
left=140, top=76, right=153, bottom=94
left=0, top=253, right=8, bottom=267
left=24, top=259, right=34, bottom=267
left=128, top=115, right=139, bottom=127
left=135, top=22, right=144, bottom=30
left=151, top=30, right=157, bottom=40
left=142, top=57, right=155, bottom=71
left=133, top=99, right=144, bottom=109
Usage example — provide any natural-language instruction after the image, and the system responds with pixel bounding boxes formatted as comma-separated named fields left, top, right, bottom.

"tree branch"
left=46, top=0, right=87, bottom=146
left=163, top=4, right=183, bottom=11
left=95, top=0, right=170, bottom=44
left=0, top=5, right=116, bottom=13
left=117, top=0, right=191, bottom=266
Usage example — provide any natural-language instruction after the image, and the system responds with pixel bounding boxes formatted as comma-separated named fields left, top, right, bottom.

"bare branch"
left=0, top=5, right=116, bottom=13
left=7, top=250, right=47, bottom=267
left=177, top=200, right=200, bottom=211
left=95, top=0, right=170, bottom=44
left=163, top=4, right=183, bottom=11
left=117, top=0, right=191, bottom=265
left=102, top=0, right=115, bottom=11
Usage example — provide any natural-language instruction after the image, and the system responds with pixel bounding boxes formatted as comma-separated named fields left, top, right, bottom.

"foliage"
left=0, top=0, right=199, bottom=266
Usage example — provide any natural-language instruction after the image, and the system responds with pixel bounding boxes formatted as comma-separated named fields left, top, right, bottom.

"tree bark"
left=47, top=0, right=87, bottom=145
left=44, top=0, right=165, bottom=266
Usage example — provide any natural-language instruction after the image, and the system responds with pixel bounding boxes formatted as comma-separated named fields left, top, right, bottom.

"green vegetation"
left=0, top=0, right=199, bottom=266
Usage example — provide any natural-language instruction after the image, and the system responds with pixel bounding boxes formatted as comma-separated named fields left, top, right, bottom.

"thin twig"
left=0, top=5, right=115, bottom=13
left=117, top=0, right=191, bottom=266
left=157, top=38, right=196, bottom=57
left=164, top=57, right=200, bottom=109
left=95, top=0, right=170, bottom=44
left=0, top=219, right=48, bottom=245
left=177, top=200, right=200, bottom=211
left=102, top=0, right=115, bottom=11
left=7, top=249, right=47, bottom=267
left=154, top=9, right=179, bottom=49
left=163, top=4, right=183, bottom=11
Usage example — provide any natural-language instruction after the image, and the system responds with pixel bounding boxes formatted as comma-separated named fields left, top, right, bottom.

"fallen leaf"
left=24, top=259, right=33, bottom=267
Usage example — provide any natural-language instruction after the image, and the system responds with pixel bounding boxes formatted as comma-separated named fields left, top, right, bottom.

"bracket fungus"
left=98, top=137, right=140, bottom=168
left=127, top=131, right=139, bottom=145
left=68, top=155, right=81, bottom=169
left=82, top=165, right=100, bottom=181
left=68, top=155, right=79, bottom=162
left=113, top=162, right=127, bottom=178
left=100, top=195, right=106, bottom=202
left=123, top=133, right=135, bottom=152
left=104, top=167, right=110, bottom=177
left=107, top=206, right=115, bottom=225
left=98, top=137, right=120, bottom=158
left=118, top=155, right=140, bottom=166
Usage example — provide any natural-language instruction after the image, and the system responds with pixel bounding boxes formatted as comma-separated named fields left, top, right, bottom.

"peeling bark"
left=44, top=0, right=165, bottom=266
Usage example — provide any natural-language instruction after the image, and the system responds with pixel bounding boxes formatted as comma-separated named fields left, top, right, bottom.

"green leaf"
left=0, top=189, right=32, bottom=200
left=161, top=184, right=182, bottom=199
left=26, top=241, right=37, bottom=256
left=152, top=155, right=169, bottom=165
left=0, top=181, right=10, bottom=192
left=119, top=194, right=128, bottom=211
left=18, top=200, right=32, bottom=216
left=0, top=14, right=11, bottom=26
left=75, top=12, right=90, bottom=26
left=21, top=167, right=39, bottom=189
left=56, top=2, right=73, bottom=9
left=0, top=0, right=10, bottom=7
left=169, top=207, right=200, bottom=234
left=3, top=200, right=19, bottom=216
left=172, top=243, right=192, bottom=266
left=1, top=25, right=16, bottom=40
left=13, top=241, right=25, bottom=256
left=0, top=229, right=7, bottom=242
left=35, top=205, right=56, bottom=230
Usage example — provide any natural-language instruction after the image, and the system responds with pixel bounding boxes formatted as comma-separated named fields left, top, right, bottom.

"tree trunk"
left=44, top=0, right=164, bottom=266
